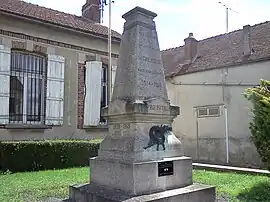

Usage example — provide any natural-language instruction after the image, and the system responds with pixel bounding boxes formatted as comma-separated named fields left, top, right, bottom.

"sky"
left=26, top=0, right=270, bottom=50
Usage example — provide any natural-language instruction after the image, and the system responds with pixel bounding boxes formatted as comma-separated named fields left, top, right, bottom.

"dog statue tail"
left=143, top=140, right=155, bottom=150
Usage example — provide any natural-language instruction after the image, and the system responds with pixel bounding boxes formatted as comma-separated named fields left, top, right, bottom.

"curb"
left=193, top=163, right=270, bottom=176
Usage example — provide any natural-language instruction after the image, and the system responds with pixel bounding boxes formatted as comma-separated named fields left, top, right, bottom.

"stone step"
left=68, top=182, right=215, bottom=202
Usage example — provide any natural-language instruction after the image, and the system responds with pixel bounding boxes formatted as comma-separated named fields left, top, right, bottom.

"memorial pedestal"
left=68, top=156, right=215, bottom=202
left=90, top=157, right=193, bottom=196
left=65, top=6, right=216, bottom=202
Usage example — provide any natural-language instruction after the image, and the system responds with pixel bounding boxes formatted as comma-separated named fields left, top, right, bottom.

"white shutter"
left=0, top=45, right=11, bottom=124
left=46, top=54, right=65, bottom=125
left=84, top=61, right=102, bottom=126
left=111, top=65, right=117, bottom=98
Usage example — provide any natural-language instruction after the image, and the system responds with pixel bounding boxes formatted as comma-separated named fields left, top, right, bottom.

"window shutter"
left=84, top=61, right=102, bottom=126
left=111, top=65, right=117, bottom=98
left=46, top=54, right=65, bottom=125
left=0, top=45, right=11, bottom=124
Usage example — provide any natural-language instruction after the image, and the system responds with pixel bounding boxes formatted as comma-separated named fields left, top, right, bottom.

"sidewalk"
left=193, top=163, right=270, bottom=175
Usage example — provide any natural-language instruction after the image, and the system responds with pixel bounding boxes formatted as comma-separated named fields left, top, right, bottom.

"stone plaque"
left=158, top=161, right=174, bottom=177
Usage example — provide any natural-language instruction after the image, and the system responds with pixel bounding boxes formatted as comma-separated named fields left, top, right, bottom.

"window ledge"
left=83, top=125, right=108, bottom=131
left=5, top=124, right=52, bottom=130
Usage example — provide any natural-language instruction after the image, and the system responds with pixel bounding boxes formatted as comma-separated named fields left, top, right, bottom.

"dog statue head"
left=160, top=124, right=172, bottom=133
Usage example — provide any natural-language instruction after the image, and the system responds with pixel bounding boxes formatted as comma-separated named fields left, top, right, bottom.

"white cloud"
left=27, top=0, right=270, bottom=50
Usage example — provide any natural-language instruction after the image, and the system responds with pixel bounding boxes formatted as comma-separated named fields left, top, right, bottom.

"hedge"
left=0, top=139, right=101, bottom=173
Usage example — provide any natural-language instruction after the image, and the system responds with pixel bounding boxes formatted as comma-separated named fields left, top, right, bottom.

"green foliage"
left=244, top=79, right=270, bottom=170
left=0, top=140, right=101, bottom=173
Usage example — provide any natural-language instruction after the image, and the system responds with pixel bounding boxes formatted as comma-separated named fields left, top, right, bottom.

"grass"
left=194, top=169, right=270, bottom=202
left=0, top=167, right=269, bottom=202
left=0, top=167, right=89, bottom=202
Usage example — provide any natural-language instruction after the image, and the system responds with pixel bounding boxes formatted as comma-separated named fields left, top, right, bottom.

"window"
left=100, top=64, right=108, bottom=124
left=209, top=107, right=220, bottom=116
left=83, top=61, right=116, bottom=127
left=0, top=46, right=64, bottom=126
left=197, top=106, right=220, bottom=118
left=197, top=108, right=208, bottom=116
left=9, top=51, right=45, bottom=124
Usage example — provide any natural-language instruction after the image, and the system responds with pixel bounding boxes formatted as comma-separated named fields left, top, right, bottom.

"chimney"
left=243, top=25, right=251, bottom=56
left=82, top=0, right=101, bottom=23
left=184, top=33, right=198, bottom=63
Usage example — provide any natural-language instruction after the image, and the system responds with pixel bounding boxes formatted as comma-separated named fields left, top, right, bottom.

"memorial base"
left=90, top=156, right=193, bottom=195
left=65, top=156, right=216, bottom=202
left=67, top=183, right=215, bottom=202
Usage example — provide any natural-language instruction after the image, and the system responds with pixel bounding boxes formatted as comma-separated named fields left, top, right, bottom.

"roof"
left=0, top=0, right=121, bottom=42
left=162, top=21, right=270, bottom=77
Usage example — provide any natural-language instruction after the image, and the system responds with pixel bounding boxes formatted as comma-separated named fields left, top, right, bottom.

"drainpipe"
left=223, top=105, right=229, bottom=164
left=221, top=66, right=229, bottom=164
left=196, top=117, right=199, bottom=160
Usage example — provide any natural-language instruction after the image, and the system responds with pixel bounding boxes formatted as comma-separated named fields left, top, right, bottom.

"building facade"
left=0, top=0, right=121, bottom=140
left=162, top=22, right=270, bottom=168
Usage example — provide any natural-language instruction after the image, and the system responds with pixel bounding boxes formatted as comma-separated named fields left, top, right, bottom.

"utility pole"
left=218, top=1, right=239, bottom=33
left=218, top=1, right=238, bottom=165
left=100, top=0, right=115, bottom=104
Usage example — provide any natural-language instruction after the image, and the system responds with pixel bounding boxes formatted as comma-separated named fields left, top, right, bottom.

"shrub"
left=244, top=79, right=270, bottom=170
left=0, top=139, right=101, bottom=173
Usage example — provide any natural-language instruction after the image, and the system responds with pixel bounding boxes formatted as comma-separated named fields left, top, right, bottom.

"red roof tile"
left=0, top=0, right=121, bottom=42
left=162, top=21, right=270, bottom=77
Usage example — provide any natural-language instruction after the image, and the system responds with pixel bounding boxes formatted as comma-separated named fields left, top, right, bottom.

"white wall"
left=166, top=60, right=270, bottom=168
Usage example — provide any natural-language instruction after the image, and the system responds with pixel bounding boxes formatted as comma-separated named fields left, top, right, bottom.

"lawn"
left=0, top=167, right=269, bottom=202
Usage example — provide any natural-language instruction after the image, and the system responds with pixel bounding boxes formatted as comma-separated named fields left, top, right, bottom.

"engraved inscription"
left=139, top=31, right=150, bottom=38
left=112, top=123, right=130, bottom=136
left=148, top=104, right=169, bottom=111
left=113, top=123, right=130, bottom=130
left=139, top=43, right=158, bottom=50
left=139, top=29, right=159, bottom=50
left=140, top=79, right=162, bottom=88
left=138, top=68, right=163, bottom=76
left=139, top=29, right=157, bottom=40
left=138, top=56, right=161, bottom=64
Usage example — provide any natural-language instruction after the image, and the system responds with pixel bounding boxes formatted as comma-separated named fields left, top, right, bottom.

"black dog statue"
left=143, top=124, right=172, bottom=151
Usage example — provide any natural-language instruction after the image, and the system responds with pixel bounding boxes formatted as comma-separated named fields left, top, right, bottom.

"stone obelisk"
left=67, top=6, right=216, bottom=202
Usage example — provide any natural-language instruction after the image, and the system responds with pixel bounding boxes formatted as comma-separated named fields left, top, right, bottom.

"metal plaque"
left=158, top=161, right=174, bottom=177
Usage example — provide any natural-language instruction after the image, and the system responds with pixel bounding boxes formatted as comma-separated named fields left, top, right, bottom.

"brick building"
left=0, top=0, right=121, bottom=140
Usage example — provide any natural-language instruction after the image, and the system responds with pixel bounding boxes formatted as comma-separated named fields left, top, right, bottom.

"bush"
left=244, top=79, right=270, bottom=170
left=0, top=139, right=101, bottom=173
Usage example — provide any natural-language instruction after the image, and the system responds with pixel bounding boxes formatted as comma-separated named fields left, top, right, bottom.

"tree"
left=244, top=79, right=270, bottom=170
